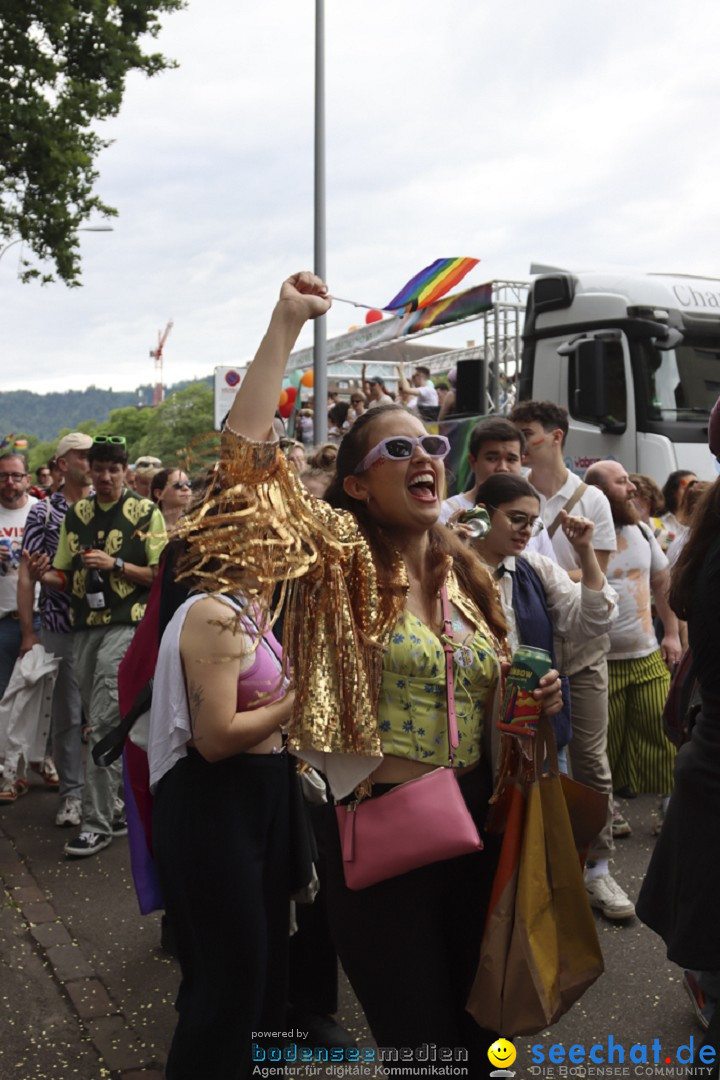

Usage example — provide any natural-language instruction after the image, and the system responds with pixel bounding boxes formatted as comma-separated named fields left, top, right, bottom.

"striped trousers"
left=607, top=649, right=675, bottom=795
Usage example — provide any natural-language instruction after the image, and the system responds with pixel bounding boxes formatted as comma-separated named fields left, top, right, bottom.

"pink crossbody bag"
left=335, top=585, right=484, bottom=890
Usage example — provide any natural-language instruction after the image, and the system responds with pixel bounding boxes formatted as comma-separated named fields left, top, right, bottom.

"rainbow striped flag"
left=383, top=257, right=479, bottom=311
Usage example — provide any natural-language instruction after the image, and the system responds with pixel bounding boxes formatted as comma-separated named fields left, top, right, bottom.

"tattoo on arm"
left=188, top=681, right=205, bottom=734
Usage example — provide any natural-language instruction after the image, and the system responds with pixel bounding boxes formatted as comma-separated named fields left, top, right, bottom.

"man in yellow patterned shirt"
left=36, top=435, right=166, bottom=858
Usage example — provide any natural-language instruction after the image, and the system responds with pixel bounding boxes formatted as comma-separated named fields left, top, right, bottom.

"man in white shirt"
left=440, top=418, right=557, bottom=560
left=511, top=401, right=633, bottom=921
left=585, top=460, right=681, bottom=830
left=0, top=451, right=38, bottom=699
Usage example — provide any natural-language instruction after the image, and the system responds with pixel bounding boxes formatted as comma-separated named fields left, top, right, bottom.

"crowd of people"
left=0, top=270, right=718, bottom=1077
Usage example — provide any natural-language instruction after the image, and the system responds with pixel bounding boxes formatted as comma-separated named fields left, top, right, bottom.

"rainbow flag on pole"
left=383, top=257, right=479, bottom=312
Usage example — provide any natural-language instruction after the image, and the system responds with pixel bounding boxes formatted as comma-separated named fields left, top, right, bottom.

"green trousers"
left=607, top=649, right=675, bottom=796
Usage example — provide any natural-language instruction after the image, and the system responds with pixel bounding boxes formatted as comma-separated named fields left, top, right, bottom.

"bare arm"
left=180, top=597, right=293, bottom=761
left=396, top=362, right=420, bottom=397
left=80, top=548, right=157, bottom=589
left=652, top=567, right=682, bottom=666
left=226, top=273, right=331, bottom=443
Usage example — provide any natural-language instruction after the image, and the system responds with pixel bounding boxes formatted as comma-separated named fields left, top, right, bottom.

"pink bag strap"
left=440, top=584, right=458, bottom=764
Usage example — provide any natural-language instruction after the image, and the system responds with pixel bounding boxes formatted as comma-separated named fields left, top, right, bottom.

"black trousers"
left=317, top=763, right=500, bottom=1077
left=153, top=748, right=290, bottom=1080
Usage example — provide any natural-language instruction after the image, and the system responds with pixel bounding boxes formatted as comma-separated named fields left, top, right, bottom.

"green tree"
left=0, top=0, right=184, bottom=285
left=133, top=382, right=218, bottom=472
left=93, top=404, right=152, bottom=460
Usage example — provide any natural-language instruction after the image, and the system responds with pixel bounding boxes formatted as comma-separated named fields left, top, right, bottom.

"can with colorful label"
left=499, top=645, right=553, bottom=734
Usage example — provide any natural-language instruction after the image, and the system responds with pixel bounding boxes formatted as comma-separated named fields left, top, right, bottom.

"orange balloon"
left=278, top=389, right=288, bottom=408
left=348, top=325, right=360, bottom=332
left=301, top=369, right=314, bottom=387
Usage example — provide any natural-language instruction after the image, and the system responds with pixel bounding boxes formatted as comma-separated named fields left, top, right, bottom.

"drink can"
left=457, top=506, right=491, bottom=540
left=499, top=646, right=553, bottom=735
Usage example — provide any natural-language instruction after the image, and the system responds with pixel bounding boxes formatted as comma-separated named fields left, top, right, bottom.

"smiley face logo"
left=488, top=1038, right=517, bottom=1070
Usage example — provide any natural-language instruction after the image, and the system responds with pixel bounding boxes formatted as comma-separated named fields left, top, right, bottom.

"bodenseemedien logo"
left=488, top=1038, right=517, bottom=1077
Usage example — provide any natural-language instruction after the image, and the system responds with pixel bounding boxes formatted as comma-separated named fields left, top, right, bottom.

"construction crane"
left=150, top=321, right=173, bottom=405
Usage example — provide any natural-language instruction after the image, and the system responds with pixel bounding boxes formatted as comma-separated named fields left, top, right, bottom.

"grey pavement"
left=0, top=774, right=710, bottom=1080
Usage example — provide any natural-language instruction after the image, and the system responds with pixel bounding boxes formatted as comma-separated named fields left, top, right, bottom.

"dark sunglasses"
left=172, top=481, right=191, bottom=490
left=354, top=434, right=450, bottom=474
left=93, top=435, right=126, bottom=446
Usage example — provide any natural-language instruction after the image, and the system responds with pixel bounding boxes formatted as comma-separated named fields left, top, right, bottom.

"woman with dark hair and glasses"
left=461, top=474, right=618, bottom=772
left=177, top=273, right=563, bottom=1069
left=151, top=468, right=192, bottom=532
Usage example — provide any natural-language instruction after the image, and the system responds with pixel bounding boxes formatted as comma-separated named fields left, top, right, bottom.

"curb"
left=0, top=830, right=164, bottom=1078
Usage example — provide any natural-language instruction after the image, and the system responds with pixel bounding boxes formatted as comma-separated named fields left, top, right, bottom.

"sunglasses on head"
left=93, top=435, right=126, bottom=446
left=354, top=434, right=450, bottom=475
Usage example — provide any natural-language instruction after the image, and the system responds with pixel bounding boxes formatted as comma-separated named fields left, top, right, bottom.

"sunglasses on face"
left=489, top=506, right=544, bottom=536
left=354, top=434, right=450, bottom=475
left=93, top=435, right=126, bottom=446
left=172, top=480, right=191, bottom=490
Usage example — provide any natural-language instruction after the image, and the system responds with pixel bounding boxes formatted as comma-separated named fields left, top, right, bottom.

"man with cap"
left=361, top=364, right=393, bottom=407
left=132, top=456, right=163, bottom=498
left=16, top=434, right=93, bottom=822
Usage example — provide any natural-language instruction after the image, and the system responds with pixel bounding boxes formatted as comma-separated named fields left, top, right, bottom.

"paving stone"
left=3, top=870, right=36, bottom=888
left=65, top=977, right=114, bottom=1019
left=22, top=900, right=56, bottom=924
left=12, top=884, right=45, bottom=904
left=45, top=942, right=94, bottom=981
left=85, top=1015, right=148, bottom=1072
left=30, top=921, right=72, bottom=949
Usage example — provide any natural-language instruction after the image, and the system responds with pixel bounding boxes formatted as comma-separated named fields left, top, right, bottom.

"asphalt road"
left=0, top=778, right=710, bottom=1080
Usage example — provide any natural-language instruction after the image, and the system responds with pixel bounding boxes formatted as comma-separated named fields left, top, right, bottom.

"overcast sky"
left=2, top=0, right=720, bottom=394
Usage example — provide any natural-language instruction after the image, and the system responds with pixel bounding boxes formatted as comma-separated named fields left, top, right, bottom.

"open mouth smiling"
left=407, top=470, right=437, bottom=502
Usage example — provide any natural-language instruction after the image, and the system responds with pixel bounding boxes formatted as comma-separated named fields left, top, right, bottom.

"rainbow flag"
left=383, top=257, right=479, bottom=311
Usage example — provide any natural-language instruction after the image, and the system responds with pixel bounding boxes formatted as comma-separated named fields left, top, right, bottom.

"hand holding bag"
left=335, top=585, right=483, bottom=890
left=467, top=717, right=604, bottom=1036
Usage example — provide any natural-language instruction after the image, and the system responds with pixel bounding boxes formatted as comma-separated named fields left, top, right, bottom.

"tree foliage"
left=0, top=0, right=184, bottom=284
left=27, top=381, right=218, bottom=475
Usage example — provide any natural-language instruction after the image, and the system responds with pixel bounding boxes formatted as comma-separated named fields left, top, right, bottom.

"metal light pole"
left=313, top=0, right=328, bottom=445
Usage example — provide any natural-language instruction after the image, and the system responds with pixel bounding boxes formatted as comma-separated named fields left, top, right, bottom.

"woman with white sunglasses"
left=178, top=273, right=564, bottom=1068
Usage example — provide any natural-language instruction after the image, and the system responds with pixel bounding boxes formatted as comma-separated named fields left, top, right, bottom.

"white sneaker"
left=584, top=872, right=635, bottom=920
left=55, top=796, right=82, bottom=828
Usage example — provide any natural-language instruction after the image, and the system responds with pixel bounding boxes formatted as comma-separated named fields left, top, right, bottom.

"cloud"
left=1, top=0, right=720, bottom=392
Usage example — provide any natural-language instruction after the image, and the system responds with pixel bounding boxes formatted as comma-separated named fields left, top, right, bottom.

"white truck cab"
left=521, top=271, right=720, bottom=481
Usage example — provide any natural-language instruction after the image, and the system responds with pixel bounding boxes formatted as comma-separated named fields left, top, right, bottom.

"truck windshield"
left=637, top=337, right=720, bottom=421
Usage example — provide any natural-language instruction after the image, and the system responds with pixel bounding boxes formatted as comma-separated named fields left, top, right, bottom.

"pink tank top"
left=235, top=622, right=286, bottom=711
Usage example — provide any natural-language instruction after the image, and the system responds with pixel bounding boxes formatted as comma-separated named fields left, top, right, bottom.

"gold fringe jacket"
left=177, top=429, right=504, bottom=794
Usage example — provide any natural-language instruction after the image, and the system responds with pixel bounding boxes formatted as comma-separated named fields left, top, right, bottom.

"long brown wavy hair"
left=669, top=477, right=720, bottom=620
left=324, top=405, right=507, bottom=640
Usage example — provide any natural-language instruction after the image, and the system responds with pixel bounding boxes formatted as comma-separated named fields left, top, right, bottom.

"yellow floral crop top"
left=379, top=607, right=498, bottom=768
left=176, top=427, right=508, bottom=796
